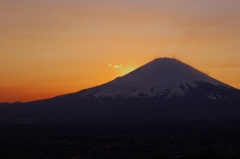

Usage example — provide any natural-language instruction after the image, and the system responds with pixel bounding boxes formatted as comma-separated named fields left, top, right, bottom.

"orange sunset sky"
left=1, top=0, right=240, bottom=103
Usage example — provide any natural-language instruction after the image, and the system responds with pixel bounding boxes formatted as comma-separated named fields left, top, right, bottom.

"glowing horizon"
left=1, top=1, right=240, bottom=102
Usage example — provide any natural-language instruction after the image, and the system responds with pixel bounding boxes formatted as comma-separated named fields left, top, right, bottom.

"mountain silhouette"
left=1, top=58, right=240, bottom=122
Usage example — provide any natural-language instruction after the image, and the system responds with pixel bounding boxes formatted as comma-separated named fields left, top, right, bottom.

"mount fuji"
left=78, top=58, right=238, bottom=100
left=1, top=57, right=240, bottom=121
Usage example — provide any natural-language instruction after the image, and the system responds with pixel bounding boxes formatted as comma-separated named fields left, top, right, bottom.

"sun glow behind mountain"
left=108, top=62, right=137, bottom=76
left=119, top=66, right=138, bottom=76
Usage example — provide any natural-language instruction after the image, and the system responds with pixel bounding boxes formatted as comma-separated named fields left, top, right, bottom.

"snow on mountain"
left=79, top=58, right=235, bottom=99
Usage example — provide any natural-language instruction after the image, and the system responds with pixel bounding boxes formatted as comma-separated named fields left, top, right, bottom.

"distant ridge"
left=0, top=102, right=10, bottom=106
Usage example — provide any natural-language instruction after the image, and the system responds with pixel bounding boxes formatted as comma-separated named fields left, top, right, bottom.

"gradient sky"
left=1, top=0, right=240, bottom=102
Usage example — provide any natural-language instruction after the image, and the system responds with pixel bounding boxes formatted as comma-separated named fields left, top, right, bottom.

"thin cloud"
left=108, top=63, right=123, bottom=69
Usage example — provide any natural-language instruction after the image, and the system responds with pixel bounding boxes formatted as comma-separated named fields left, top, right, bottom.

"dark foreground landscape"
left=1, top=119, right=240, bottom=159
